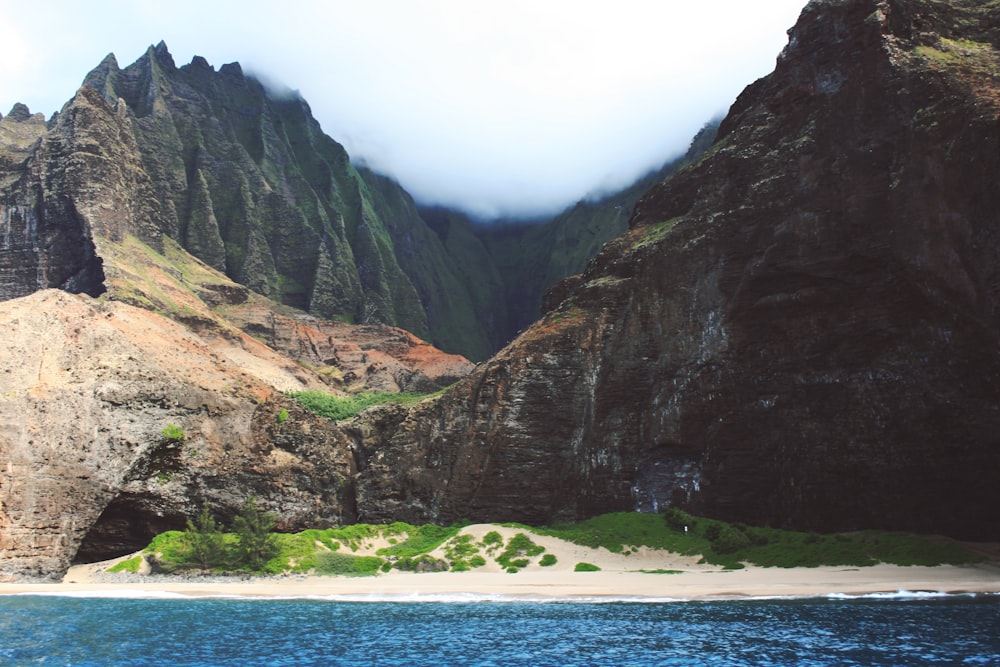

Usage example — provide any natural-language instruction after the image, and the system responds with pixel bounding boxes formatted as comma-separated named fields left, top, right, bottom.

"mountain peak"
left=150, top=40, right=176, bottom=69
left=5, top=102, right=33, bottom=122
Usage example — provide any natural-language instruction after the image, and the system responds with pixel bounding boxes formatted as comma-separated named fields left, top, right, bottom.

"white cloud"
left=0, top=0, right=806, bottom=218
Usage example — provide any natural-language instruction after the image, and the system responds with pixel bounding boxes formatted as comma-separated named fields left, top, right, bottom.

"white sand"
left=3, top=524, right=998, bottom=601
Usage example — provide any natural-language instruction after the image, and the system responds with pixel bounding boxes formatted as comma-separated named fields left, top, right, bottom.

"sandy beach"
left=3, top=522, right=998, bottom=600
left=3, top=564, right=1000, bottom=601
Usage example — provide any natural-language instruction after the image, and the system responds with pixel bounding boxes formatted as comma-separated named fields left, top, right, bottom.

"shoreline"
left=3, top=564, right=999, bottom=602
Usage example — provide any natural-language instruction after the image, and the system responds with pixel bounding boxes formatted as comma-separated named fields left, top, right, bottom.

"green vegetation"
left=183, top=504, right=228, bottom=569
left=161, top=424, right=185, bottom=443
left=481, top=531, right=504, bottom=551
left=276, top=409, right=289, bottom=424
left=537, top=511, right=983, bottom=569
left=443, top=533, right=487, bottom=571
left=376, top=523, right=462, bottom=559
left=575, top=562, right=601, bottom=572
left=314, top=552, right=384, bottom=576
left=107, top=556, right=142, bottom=573
left=914, top=37, right=999, bottom=79
left=639, top=569, right=684, bottom=574
left=232, top=496, right=279, bottom=570
left=127, top=508, right=984, bottom=577
left=633, top=216, right=683, bottom=249
left=287, top=390, right=433, bottom=421
left=496, top=533, right=545, bottom=572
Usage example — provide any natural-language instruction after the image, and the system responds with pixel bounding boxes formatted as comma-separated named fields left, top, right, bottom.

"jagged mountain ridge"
left=69, top=42, right=708, bottom=360
left=80, top=43, right=481, bottom=358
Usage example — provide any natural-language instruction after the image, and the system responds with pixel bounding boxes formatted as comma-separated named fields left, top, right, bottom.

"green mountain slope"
left=77, top=42, right=716, bottom=360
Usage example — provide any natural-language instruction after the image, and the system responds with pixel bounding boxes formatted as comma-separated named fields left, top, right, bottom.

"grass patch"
left=495, top=533, right=545, bottom=572
left=287, top=390, right=432, bottom=421
left=539, top=554, right=557, bottom=567
left=638, top=569, right=683, bottom=574
left=574, top=562, right=601, bottom=572
left=377, top=523, right=463, bottom=559
left=537, top=512, right=702, bottom=555
left=314, top=551, right=384, bottom=576
left=107, top=556, right=143, bottom=573
left=538, top=511, right=983, bottom=569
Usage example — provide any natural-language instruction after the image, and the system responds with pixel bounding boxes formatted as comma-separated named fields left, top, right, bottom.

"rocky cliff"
left=345, top=0, right=1000, bottom=540
left=0, top=290, right=354, bottom=576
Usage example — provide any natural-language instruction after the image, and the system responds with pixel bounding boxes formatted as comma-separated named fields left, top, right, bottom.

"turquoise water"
left=1, top=593, right=998, bottom=666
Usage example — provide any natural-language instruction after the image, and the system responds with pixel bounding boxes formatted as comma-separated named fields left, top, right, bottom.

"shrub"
left=708, top=524, right=751, bottom=555
left=161, top=424, right=185, bottom=443
left=143, top=531, right=189, bottom=572
left=183, top=504, right=228, bottom=569
left=233, top=496, right=279, bottom=570
left=496, top=532, right=544, bottom=570
left=315, top=551, right=384, bottom=576
left=276, top=409, right=289, bottom=424
left=574, top=562, right=601, bottom=572
left=539, top=554, right=557, bottom=567
left=663, top=507, right=696, bottom=532
left=481, top=531, right=504, bottom=551
left=444, top=534, right=479, bottom=561
left=393, top=554, right=449, bottom=572
left=469, top=555, right=487, bottom=568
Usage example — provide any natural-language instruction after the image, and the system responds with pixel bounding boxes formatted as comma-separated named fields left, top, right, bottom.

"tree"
left=233, top=496, right=278, bottom=570
left=182, top=504, right=228, bottom=570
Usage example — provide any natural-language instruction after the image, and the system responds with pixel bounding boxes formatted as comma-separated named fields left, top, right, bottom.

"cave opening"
left=72, top=494, right=182, bottom=565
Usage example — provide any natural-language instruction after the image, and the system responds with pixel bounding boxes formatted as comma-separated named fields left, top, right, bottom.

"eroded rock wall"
left=0, top=291, right=356, bottom=579
left=348, top=0, right=1000, bottom=539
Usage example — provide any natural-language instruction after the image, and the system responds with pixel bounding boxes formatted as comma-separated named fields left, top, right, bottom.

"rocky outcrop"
left=346, top=0, right=1000, bottom=540
left=0, top=290, right=356, bottom=579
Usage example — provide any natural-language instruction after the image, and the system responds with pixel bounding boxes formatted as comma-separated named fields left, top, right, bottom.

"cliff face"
left=348, top=0, right=1000, bottom=540
left=0, top=290, right=357, bottom=578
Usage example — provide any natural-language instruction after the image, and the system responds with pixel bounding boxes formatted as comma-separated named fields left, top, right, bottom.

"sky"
left=0, top=1, right=807, bottom=219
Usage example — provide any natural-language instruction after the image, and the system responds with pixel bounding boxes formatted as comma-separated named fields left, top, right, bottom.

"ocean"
left=1, top=592, right=998, bottom=666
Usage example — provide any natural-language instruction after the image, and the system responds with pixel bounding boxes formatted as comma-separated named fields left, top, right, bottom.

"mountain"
left=339, top=0, right=1000, bottom=539
left=4, top=0, right=998, bottom=580
left=61, top=43, right=709, bottom=361
left=76, top=43, right=500, bottom=359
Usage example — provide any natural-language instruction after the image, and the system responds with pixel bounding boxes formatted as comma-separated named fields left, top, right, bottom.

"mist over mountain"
left=2, top=42, right=715, bottom=360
